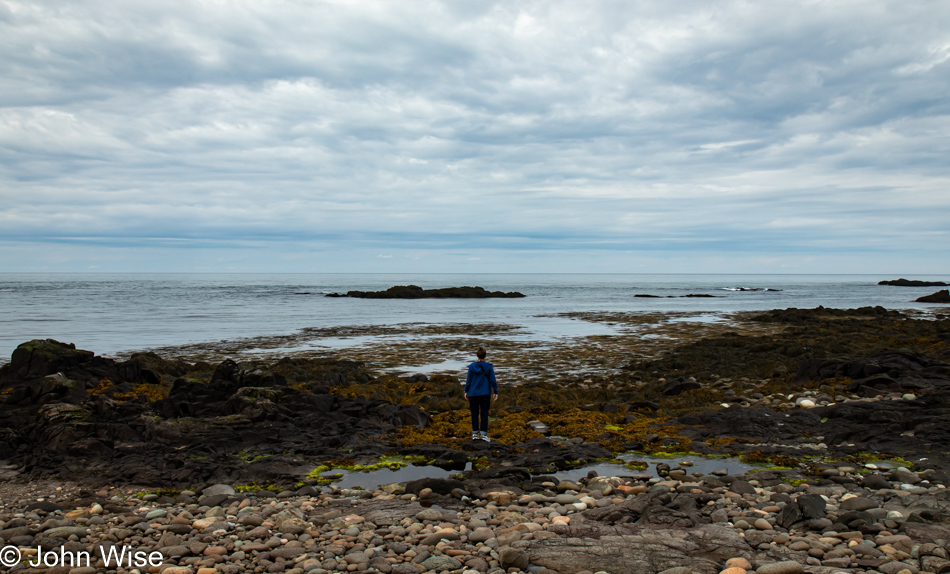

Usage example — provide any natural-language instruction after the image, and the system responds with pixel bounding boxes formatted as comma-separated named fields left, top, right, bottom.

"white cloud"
left=0, top=0, right=948, bottom=272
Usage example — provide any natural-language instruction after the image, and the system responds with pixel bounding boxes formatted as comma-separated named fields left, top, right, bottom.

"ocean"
left=1, top=273, right=947, bottom=364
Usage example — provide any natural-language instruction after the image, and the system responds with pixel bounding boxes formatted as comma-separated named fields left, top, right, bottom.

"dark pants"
left=469, top=395, right=491, bottom=432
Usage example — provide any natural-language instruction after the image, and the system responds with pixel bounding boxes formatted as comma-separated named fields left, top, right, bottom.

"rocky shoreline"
left=2, top=306, right=950, bottom=573
left=1, top=306, right=950, bottom=487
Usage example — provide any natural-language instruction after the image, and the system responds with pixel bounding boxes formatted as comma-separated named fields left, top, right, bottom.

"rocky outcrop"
left=880, top=278, right=949, bottom=287
left=0, top=340, right=433, bottom=487
left=326, top=285, right=525, bottom=298
left=1, top=338, right=94, bottom=380
left=917, top=289, right=950, bottom=303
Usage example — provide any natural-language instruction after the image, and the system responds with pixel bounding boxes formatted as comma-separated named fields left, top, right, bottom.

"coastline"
left=1, top=305, right=950, bottom=573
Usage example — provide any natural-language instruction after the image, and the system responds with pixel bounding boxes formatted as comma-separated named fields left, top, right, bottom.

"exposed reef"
left=917, top=289, right=950, bottom=303
left=1, top=306, right=949, bottom=493
left=326, top=285, right=526, bottom=298
left=634, top=294, right=720, bottom=298
left=879, top=278, right=949, bottom=287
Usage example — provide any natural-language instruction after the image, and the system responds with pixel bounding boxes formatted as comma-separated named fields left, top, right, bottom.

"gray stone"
left=821, top=558, right=851, bottom=568
left=420, top=556, right=462, bottom=571
left=777, top=502, right=802, bottom=528
left=421, top=528, right=460, bottom=546
left=202, top=484, right=236, bottom=496
left=557, top=480, right=581, bottom=492
left=499, top=547, right=529, bottom=570
left=797, top=494, right=827, bottom=520
left=160, top=545, right=192, bottom=558
left=879, top=561, right=920, bottom=574
left=469, top=527, right=495, bottom=543
left=862, top=474, right=892, bottom=490
left=840, top=497, right=880, bottom=511
left=160, top=523, right=192, bottom=535
left=271, top=547, right=306, bottom=559
left=465, top=557, right=490, bottom=572
left=42, top=526, right=89, bottom=539
left=730, top=480, right=757, bottom=495
left=756, top=561, right=803, bottom=574
left=415, top=508, right=442, bottom=521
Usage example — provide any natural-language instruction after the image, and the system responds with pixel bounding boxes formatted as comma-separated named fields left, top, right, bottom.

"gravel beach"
left=2, top=461, right=950, bottom=574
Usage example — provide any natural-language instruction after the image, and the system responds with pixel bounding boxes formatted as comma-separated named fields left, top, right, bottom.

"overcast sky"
left=1, top=0, right=948, bottom=273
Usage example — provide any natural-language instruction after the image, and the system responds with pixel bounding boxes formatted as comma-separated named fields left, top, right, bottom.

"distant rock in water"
left=327, top=285, right=525, bottom=299
left=880, top=278, right=949, bottom=287
left=634, top=293, right=719, bottom=298
left=916, top=289, right=950, bottom=303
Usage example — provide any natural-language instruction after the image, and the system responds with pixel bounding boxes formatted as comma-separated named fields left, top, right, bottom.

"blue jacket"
left=465, top=361, right=498, bottom=397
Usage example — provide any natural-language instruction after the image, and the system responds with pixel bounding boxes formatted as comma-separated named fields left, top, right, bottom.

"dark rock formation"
left=880, top=278, right=949, bottom=287
left=917, top=289, right=950, bottom=303
left=326, top=285, right=525, bottom=298
left=0, top=340, right=432, bottom=487
left=663, top=377, right=703, bottom=396
left=5, top=339, right=94, bottom=380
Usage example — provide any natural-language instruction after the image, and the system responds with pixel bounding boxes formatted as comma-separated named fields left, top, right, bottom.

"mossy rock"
left=8, top=339, right=94, bottom=379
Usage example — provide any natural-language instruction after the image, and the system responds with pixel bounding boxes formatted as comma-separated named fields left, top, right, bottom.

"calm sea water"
left=1, top=273, right=947, bottom=362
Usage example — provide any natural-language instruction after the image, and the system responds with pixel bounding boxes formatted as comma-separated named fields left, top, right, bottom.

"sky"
left=1, top=0, right=948, bottom=274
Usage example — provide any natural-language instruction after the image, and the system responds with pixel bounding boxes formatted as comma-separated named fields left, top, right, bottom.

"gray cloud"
left=1, top=0, right=948, bottom=272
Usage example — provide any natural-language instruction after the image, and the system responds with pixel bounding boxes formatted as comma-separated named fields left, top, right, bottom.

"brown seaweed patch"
left=390, top=406, right=689, bottom=454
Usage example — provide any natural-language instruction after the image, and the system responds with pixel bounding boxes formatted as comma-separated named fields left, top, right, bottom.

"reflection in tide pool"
left=330, top=462, right=471, bottom=490
left=552, top=453, right=754, bottom=484
left=326, top=453, right=755, bottom=490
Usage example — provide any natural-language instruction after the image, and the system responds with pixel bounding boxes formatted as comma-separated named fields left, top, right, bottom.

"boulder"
left=917, top=290, right=950, bottom=303
left=5, top=339, right=94, bottom=380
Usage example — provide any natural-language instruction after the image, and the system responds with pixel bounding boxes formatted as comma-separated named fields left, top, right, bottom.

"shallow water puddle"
left=329, top=462, right=472, bottom=489
left=326, top=453, right=755, bottom=490
left=551, top=453, right=755, bottom=484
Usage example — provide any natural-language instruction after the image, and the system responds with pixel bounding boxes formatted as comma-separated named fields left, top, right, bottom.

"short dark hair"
left=476, top=347, right=487, bottom=359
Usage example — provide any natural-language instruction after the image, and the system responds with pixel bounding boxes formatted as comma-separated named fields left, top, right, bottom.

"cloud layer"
left=1, top=0, right=948, bottom=272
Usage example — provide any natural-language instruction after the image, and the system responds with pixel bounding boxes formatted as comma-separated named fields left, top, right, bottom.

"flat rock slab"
left=355, top=499, right=435, bottom=526
left=516, top=523, right=750, bottom=574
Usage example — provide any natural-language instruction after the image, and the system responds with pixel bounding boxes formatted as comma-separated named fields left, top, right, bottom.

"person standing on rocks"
left=464, top=346, right=498, bottom=441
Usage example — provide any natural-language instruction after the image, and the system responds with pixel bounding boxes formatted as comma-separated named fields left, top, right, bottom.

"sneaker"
left=480, top=433, right=490, bottom=442
left=472, top=432, right=479, bottom=441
